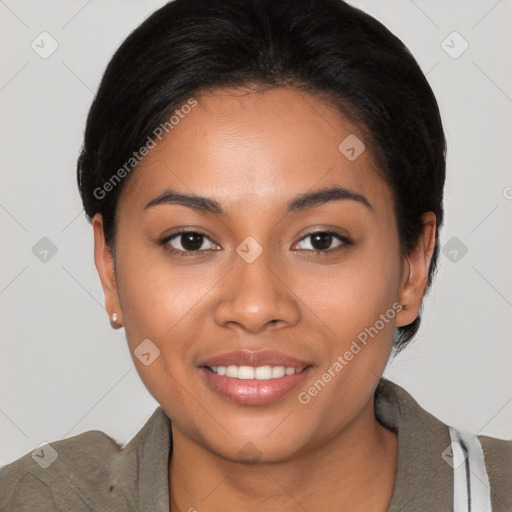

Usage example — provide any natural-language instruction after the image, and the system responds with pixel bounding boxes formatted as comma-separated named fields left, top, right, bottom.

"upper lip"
left=199, top=349, right=312, bottom=369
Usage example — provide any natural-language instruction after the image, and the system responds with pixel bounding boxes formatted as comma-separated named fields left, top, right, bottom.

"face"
left=93, top=86, right=435, bottom=463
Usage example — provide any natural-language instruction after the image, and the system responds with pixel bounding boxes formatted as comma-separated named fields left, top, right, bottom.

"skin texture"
left=93, top=86, right=436, bottom=511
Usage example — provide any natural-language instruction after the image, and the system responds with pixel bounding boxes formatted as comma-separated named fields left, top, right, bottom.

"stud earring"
left=112, top=313, right=118, bottom=324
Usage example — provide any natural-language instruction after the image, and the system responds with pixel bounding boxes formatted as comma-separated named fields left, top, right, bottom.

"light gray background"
left=1, top=0, right=511, bottom=466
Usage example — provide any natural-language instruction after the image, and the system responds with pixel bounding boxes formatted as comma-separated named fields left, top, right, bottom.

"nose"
left=213, top=248, right=301, bottom=334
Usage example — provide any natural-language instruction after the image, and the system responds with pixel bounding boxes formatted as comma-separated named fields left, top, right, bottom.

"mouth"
left=198, top=350, right=313, bottom=405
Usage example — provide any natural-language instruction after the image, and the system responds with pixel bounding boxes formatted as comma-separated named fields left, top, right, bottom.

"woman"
left=1, top=0, right=510, bottom=510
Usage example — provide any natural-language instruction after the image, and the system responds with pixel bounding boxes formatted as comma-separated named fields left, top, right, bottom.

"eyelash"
left=159, top=229, right=352, bottom=258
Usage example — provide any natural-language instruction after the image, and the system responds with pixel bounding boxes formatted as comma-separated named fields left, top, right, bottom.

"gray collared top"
left=1, top=379, right=511, bottom=511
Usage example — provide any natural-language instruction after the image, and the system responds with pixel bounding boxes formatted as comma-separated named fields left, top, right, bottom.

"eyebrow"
left=143, top=185, right=372, bottom=215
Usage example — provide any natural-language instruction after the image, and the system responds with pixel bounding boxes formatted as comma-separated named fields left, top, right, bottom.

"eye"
left=162, top=230, right=220, bottom=254
left=293, top=230, right=351, bottom=253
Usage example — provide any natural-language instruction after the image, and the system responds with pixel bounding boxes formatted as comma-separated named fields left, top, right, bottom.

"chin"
left=199, top=426, right=312, bottom=465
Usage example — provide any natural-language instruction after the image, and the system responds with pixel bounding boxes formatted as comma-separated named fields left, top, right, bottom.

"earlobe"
left=395, top=212, right=437, bottom=327
left=92, top=213, right=123, bottom=328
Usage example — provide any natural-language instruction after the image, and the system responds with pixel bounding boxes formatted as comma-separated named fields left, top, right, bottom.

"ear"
left=395, top=212, right=437, bottom=327
left=92, top=213, right=122, bottom=329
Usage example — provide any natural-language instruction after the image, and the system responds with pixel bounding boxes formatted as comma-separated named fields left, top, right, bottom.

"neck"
left=169, top=397, right=397, bottom=512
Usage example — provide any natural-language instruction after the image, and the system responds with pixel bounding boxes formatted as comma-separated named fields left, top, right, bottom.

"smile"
left=207, top=365, right=305, bottom=380
left=201, top=365, right=312, bottom=405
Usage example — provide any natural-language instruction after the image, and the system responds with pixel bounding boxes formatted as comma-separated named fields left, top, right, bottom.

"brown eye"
left=164, top=231, right=219, bottom=252
left=294, top=231, right=350, bottom=252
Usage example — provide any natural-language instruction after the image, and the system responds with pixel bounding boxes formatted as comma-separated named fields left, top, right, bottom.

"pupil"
left=312, top=233, right=332, bottom=251
left=182, top=233, right=203, bottom=251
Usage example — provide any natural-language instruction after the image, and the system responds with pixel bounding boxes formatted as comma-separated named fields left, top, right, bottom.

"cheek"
left=290, top=246, right=401, bottom=433
left=292, top=242, right=402, bottom=351
left=114, top=245, right=197, bottom=379
left=115, top=252, right=209, bottom=407
left=116, top=240, right=208, bottom=337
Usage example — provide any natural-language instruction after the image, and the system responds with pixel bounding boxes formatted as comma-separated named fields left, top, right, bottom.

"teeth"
left=237, top=366, right=254, bottom=380
left=226, top=365, right=238, bottom=378
left=255, top=365, right=272, bottom=379
left=209, top=365, right=301, bottom=380
left=272, top=366, right=285, bottom=378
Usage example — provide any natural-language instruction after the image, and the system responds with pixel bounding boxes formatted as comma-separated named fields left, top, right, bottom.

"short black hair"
left=77, top=0, right=446, bottom=352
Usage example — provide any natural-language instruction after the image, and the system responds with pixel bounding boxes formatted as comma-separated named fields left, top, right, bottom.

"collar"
left=376, top=378, right=453, bottom=510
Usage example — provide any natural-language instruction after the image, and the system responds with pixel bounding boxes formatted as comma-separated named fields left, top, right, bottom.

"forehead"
left=119, top=86, right=391, bottom=215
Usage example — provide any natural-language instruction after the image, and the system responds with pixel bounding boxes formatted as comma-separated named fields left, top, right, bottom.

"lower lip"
left=200, top=367, right=312, bottom=405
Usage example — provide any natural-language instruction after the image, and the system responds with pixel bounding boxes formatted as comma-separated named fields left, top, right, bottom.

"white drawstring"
left=449, top=426, right=493, bottom=512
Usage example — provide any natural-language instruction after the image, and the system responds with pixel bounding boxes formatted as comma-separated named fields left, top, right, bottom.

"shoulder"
left=375, top=378, right=512, bottom=510
left=0, top=429, right=136, bottom=511
left=478, top=434, right=512, bottom=510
